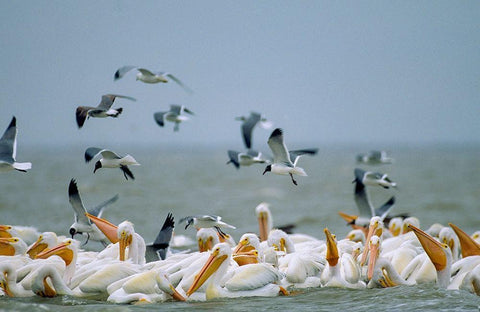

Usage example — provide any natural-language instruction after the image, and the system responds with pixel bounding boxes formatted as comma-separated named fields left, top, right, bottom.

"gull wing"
left=169, top=105, right=182, bottom=115
left=0, top=116, right=17, bottom=163
left=289, top=148, right=319, bottom=166
left=153, top=213, right=175, bottom=246
left=165, top=73, right=193, bottom=94
left=375, top=196, right=396, bottom=221
left=227, top=150, right=240, bottom=169
left=84, top=147, right=121, bottom=162
left=137, top=68, right=156, bottom=77
left=68, top=179, right=90, bottom=225
left=75, top=106, right=95, bottom=128
left=267, top=128, right=292, bottom=165
left=353, top=176, right=375, bottom=219
left=153, top=112, right=167, bottom=127
left=241, top=112, right=261, bottom=149
left=88, top=194, right=119, bottom=218
left=183, top=107, right=194, bottom=115
left=114, top=65, right=137, bottom=80
left=98, top=94, right=136, bottom=110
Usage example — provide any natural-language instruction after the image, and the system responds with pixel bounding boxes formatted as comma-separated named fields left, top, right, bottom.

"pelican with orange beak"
left=0, top=237, right=27, bottom=256
left=35, top=239, right=78, bottom=285
left=186, top=243, right=286, bottom=300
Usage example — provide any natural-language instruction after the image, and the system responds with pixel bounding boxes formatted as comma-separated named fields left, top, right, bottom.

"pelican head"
left=197, top=228, right=219, bottom=252
left=324, top=228, right=339, bottom=267
left=118, top=221, right=134, bottom=261
left=35, top=239, right=76, bottom=267
left=267, top=229, right=295, bottom=254
left=0, top=237, right=27, bottom=256
left=186, top=243, right=231, bottom=297
left=0, top=225, right=13, bottom=238
left=234, top=233, right=260, bottom=255
left=367, top=235, right=381, bottom=280
left=388, top=217, right=403, bottom=237
left=402, top=217, right=420, bottom=234
left=262, top=164, right=272, bottom=175
left=155, top=270, right=186, bottom=301
left=27, top=232, right=58, bottom=259
left=255, top=202, right=272, bottom=241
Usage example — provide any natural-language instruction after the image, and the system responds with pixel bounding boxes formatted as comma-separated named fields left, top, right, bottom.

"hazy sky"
left=1, top=1, right=479, bottom=151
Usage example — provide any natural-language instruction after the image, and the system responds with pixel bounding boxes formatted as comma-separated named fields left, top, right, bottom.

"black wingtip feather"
left=161, top=212, right=175, bottom=231
left=68, top=179, right=78, bottom=195
left=271, top=128, right=282, bottom=137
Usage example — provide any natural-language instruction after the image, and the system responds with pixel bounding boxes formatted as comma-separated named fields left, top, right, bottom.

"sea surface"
left=1, top=144, right=479, bottom=311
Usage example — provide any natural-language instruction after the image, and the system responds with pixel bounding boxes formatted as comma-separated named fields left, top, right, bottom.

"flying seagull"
left=68, top=179, right=119, bottom=246
left=235, top=111, right=273, bottom=149
left=84, top=147, right=140, bottom=180
left=0, top=116, right=31, bottom=173
left=114, top=66, right=193, bottom=94
left=263, top=128, right=317, bottom=185
left=179, top=215, right=236, bottom=239
left=153, top=105, right=194, bottom=132
left=75, top=94, right=136, bottom=128
left=145, top=213, right=175, bottom=262
left=356, top=150, right=394, bottom=165
left=226, top=149, right=268, bottom=169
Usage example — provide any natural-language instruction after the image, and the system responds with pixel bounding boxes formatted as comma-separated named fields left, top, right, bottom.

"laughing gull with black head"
left=114, top=66, right=193, bottom=94
left=235, top=111, right=273, bottom=149
left=226, top=149, right=268, bottom=169
left=84, top=147, right=140, bottom=180
left=153, top=104, right=194, bottom=132
left=179, top=215, right=236, bottom=239
left=68, top=179, right=119, bottom=246
left=75, top=94, right=136, bottom=128
left=0, top=116, right=31, bottom=173
left=263, top=128, right=318, bottom=185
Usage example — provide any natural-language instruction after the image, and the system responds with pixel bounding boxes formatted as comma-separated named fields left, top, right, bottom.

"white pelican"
left=367, top=257, right=414, bottom=288
left=75, top=94, right=136, bottom=128
left=154, top=105, right=194, bottom=132
left=426, top=223, right=445, bottom=238
left=0, top=225, right=40, bottom=245
left=84, top=147, right=140, bottom=180
left=402, top=217, right=420, bottom=234
left=408, top=224, right=452, bottom=288
left=29, top=264, right=73, bottom=297
left=114, top=66, right=193, bottom=94
left=346, top=229, right=366, bottom=244
left=196, top=228, right=220, bottom=252
left=26, top=232, right=60, bottom=259
left=388, top=217, right=404, bottom=237
left=107, top=269, right=185, bottom=303
left=448, top=256, right=480, bottom=290
left=0, top=262, right=33, bottom=297
left=263, top=128, right=317, bottom=185
left=186, top=243, right=287, bottom=300
left=0, top=237, right=28, bottom=256
left=439, top=227, right=460, bottom=261
left=86, top=213, right=146, bottom=265
left=459, top=264, right=480, bottom=296
left=448, top=223, right=480, bottom=258
left=0, top=116, right=32, bottom=173
left=35, top=238, right=78, bottom=285
left=472, top=231, right=480, bottom=244
left=322, top=228, right=365, bottom=289
left=256, top=202, right=273, bottom=242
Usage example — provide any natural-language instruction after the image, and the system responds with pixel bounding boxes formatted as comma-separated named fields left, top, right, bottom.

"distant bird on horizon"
left=356, top=150, right=394, bottom=165
left=114, top=66, right=193, bottom=94
left=226, top=149, right=268, bottom=169
left=179, top=215, right=236, bottom=239
left=145, top=213, right=175, bottom=262
left=0, top=116, right=32, bottom=173
left=153, top=104, right=194, bottom=132
left=263, top=128, right=318, bottom=185
left=235, top=111, right=273, bottom=149
left=68, top=179, right=119, bottom=246
left=84, top=147, right=140, bottom=180
left=75, top=94, right=136, bottom=129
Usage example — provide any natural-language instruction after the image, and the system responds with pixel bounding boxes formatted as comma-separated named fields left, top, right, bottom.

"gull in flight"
left=226, top=149, right=268, bottom=169
left=114, top=66, right=193, bottom=94
left=153, top=104, right=194, bottom=132
left=0, top=116, right=31, bottom=173
left=68, top=179, right=118, bottom=246
left=179, top=215, right=236, bottom=239
left=75, top=94, right=136, bottom=128
left=356, top=150, right=394, bottom=165
left=263, top=128, right=318, bottom=185
left=84, top=147, right=140, bottom=180
left=235, top=111, right=273, bottom=149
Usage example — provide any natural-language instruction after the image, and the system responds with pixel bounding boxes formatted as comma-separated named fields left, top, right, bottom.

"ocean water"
left=1, top=144, right=479, bottom=311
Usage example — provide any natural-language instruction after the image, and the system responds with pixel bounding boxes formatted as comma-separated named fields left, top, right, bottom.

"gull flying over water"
left=356, top=150, right=394, bottom=165
left=75, top=94, right=136, bottom=128
left=84, top=147, right=140, bottom=180
left=68, top=179, right=119, bottom=246
left=145, top=213, right=175, bottom=262
left=180, top=215, right=236, bottom=239
left=235, top=111, right=273, bottom=149
left=0, top=116, right=31, bottom=173
left=263, top=128, right=318, bottom=185
left=114, top=66, right=193, bottom=94
left=153, top=105, right=194, bottom=132
left=226, top=149, right=268, bottom=169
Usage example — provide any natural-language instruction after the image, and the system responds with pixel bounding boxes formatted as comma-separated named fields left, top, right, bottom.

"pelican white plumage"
left=0, top=116, right=31, bottom=173
left=26, top=232, right=60, bottom=259
left=35, top=238, right=79, bottom=285
left=186, top=243, right=287, bottom=300
left=0, top=237, right=28, bottom=256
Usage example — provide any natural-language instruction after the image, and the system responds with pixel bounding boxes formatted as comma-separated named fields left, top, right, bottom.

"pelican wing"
left=267, top=128, right=292, bottom=165
left=225, top=263, right=283, bottom=291
left=114, top=65, right=137, bottom=80
left=241, top=112, right=261, bottom=149
left=165, top=73, right=193, bottom=94
left=0, top=116, right=16, bottom=162
left=68, top=179, right=90, bottom=225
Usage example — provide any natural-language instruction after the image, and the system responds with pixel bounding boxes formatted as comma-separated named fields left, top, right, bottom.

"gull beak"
left=186, top=248, right=228, bottom=296
left=408, top=224, right=447, bottom=272
left=324, top=228, right=339, bottom=267
left=448, top=223, right=480, bottom=257
left=258, top=212, right=269, bottom=242
left=0, top=237, right=17, bottom=256
left=85, top=212, right=119, bottom=244
left=26, top=236, right=48, bottom=259
left=35, top=240, right=74, bottom=266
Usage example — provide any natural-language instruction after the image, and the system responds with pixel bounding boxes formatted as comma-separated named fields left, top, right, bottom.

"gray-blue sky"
left=1, top=1, right=479, bottom=150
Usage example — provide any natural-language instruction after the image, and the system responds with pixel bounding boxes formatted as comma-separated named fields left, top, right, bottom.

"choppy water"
left=1, top=144, right=479, bottom=311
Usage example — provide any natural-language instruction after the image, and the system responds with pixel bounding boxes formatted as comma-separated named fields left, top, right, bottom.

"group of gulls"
left=2, top=70, right=480, bottom=304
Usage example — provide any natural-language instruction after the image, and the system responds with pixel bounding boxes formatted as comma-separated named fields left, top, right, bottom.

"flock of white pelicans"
left=1, top=203, right=480, bottom=305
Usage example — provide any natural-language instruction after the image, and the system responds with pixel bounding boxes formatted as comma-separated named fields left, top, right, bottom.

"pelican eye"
left=13, top=238, right=18, bottom=243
